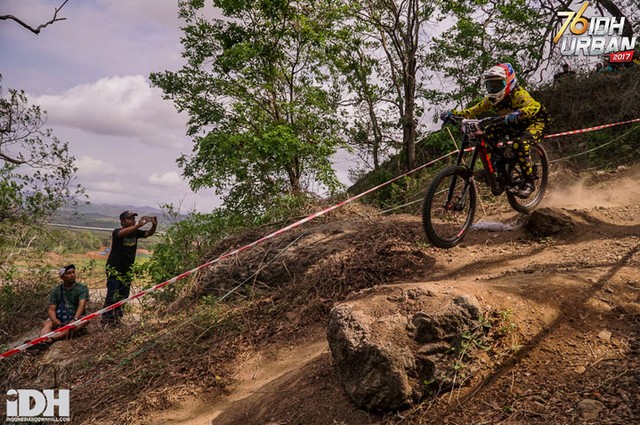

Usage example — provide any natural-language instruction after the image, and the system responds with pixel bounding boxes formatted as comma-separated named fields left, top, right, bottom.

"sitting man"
left=28, top=264, right=89, bottom=351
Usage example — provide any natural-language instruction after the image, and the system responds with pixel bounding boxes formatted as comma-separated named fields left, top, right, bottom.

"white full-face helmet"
left=482, top=63, right=519, bottom=104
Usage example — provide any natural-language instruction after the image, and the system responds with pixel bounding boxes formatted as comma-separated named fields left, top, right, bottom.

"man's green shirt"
left=48, top=282, right=89, bottom=311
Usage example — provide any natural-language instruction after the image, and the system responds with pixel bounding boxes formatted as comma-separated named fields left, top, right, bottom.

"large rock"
left=412, top=295, right=482, bottom=344
left=527, top=208, right=576, bottom=237
left=327, top=293, right=483, bottom=411
left=577, top=399, right=605, bottom=420
left=327, top=305, right=415, bottom=410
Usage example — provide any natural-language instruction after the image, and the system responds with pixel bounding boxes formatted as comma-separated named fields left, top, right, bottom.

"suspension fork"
left=444, top=138, right=475, bottom=210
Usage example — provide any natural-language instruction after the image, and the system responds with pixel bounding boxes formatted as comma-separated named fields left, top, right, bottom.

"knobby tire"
left=506, top=144, right=549, bottom=214
left=422, top=165, right=477, bottom=249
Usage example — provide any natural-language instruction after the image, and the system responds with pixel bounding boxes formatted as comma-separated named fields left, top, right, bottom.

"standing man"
left=28, top=264, right=89, bottom=352
left=101, top=210, right=157, bottom=325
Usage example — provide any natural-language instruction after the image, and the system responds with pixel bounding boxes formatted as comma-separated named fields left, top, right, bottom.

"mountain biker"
left=441, top=63, right=550, bottom=198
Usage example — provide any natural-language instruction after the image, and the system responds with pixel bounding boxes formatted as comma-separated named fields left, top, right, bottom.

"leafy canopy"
left=425, top=0, right=558, bottom=108
left=151, top=0, right=347, bottom=216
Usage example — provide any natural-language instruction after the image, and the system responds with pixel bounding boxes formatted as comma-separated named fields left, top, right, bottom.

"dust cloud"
left=544, top=169, right=640, bottom=209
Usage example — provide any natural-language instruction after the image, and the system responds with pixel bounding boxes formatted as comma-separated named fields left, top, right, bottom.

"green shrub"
left=254, top=192, right=318, bottom=226
left=143, top=206, right=246, bottom=291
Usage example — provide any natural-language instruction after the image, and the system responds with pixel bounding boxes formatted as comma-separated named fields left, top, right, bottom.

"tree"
left=0, top=0, right=69, bottom=34
left=425, top=0, right=554, bottom=109
left=0, top=77, right=80, bottom=224
left=346, top=0, right=438, bottom=171
left=328, top=15, right=398, bottom=172
left=426, top=0, right=637, bottom=110
left=150, top=0, right=345, bottom=216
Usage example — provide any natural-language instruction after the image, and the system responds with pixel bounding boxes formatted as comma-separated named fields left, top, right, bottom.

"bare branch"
left=0, top=152, right=26, bottom=165
left=0, top=0, right=69, bottom=35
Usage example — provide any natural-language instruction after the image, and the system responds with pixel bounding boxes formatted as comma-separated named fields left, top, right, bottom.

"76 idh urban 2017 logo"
left=553, top=1, right=637, bottom=62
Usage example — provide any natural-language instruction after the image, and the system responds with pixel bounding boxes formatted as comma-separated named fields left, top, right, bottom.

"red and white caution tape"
left=4, top=116, right=639, bottom=360
left=0, top=151, right=457, bottom=360
left=545, top=117, right=640, bottom=138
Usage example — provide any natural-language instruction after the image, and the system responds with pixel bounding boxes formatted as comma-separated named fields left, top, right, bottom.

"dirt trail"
left=140, top=339, right=329, bottom=425
left=137, top=167, right=640, bottom=425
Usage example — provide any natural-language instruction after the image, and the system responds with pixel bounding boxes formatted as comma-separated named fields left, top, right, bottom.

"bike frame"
left=446, top=133, right=501, bottom=210
left=424, top=118, right=548, bottom=248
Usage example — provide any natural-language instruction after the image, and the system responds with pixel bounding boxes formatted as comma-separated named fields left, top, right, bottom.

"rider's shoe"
left=513, top=182, right=535, bottom=198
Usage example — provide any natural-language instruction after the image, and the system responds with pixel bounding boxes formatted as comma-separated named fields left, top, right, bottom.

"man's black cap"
left=59, top=264, right=75, bottom=277
left=119, top=210, right=138, bottom=220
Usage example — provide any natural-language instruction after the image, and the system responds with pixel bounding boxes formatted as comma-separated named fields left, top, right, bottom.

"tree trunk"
left=286, top=161, right=302, bottom=194
left=402, top=5, right=418, bottom=172
left=367, top=100, right=382, bottom=170
left=403, top=88, right=416, bottom=171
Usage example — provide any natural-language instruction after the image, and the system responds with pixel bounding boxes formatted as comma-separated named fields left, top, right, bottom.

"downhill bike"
left=421, top=116, right=549, bottom=248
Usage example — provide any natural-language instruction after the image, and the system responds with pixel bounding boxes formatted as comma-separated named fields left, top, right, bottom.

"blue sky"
left=0, top=1, right=382, bottom=214
left=1, top=0, right=225, bottom=212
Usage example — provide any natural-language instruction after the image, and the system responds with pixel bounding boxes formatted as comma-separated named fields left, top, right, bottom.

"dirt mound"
left=193, top=214, right=435, bottom=302
left=205, top=167, right=640, bottom=424
left=5, top=167, right=640, bottom=424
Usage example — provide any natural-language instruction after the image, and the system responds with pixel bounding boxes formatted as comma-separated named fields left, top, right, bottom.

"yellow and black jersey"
left=452, top=86, right=549, bottom=125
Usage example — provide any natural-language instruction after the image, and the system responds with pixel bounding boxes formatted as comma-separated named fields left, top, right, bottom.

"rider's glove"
left=440, top=110, right=454, bottom=123
left=504, top=111, right=521, bottom=125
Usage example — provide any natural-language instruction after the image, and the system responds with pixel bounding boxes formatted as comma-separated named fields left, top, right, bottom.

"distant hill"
left=52, top=203, right=166, bottom=229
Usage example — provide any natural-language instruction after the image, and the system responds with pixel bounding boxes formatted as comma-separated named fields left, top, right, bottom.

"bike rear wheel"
left=422, top=165, right=477, bottom=248
left=506, top=144, right=549, bottom=214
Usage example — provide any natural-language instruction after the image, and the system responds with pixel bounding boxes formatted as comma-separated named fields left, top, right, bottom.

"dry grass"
left=1, top=207, right=440, bottom=424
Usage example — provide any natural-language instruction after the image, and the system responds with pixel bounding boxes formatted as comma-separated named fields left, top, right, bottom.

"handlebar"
left=442, top=115, right=503, bottom=136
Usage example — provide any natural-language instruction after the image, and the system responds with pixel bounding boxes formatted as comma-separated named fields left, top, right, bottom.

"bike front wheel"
left=422, top=165, right=477, bottom=248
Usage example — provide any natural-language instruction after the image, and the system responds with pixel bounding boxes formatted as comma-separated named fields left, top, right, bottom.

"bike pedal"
left=509, top=184, right=534, bottom=199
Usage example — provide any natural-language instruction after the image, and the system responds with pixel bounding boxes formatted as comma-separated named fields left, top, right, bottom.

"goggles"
left=485, top=79, right=506, bottom=94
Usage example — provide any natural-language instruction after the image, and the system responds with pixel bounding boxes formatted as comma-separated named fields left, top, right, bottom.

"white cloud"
left=148, top=171, right=182, bottom=188
left=89, top=181, right=127, bottom=194
left=31, top=75, right=188, bottom=148
left=76, top=155, right=118, bottom=177
left=0, top=0, right=224, bottom=212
